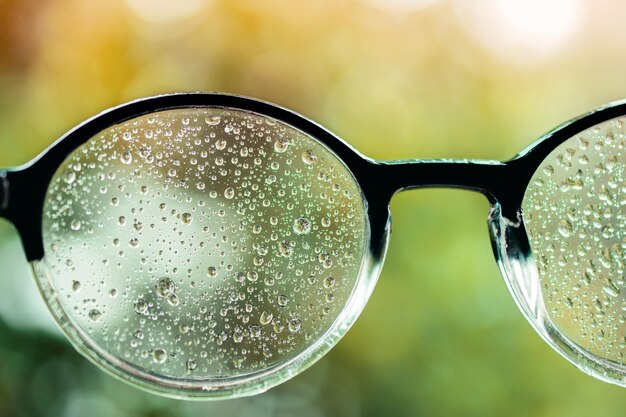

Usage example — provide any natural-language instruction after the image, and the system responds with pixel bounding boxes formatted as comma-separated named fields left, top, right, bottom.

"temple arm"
left=0, top=170, right=7, bottom=215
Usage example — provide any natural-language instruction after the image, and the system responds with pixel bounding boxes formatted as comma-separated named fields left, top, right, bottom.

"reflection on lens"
left=523, top=117, right=625, bottom=364
left=32, top=107, right=369, bottom=397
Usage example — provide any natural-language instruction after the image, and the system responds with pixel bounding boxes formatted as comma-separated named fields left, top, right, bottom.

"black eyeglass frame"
left=1, top=93, right=625, bottom=394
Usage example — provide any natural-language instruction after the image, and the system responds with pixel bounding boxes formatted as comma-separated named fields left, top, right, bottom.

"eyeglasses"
left=1, top=93, right=624, bottom=399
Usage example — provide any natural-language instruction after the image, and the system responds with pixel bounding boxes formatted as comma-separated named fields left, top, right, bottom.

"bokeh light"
left=125, top=0, right=208, bottom=23
left=362, top=0, right=441, bottom=12
left=454, top=0, right=584, bottom=64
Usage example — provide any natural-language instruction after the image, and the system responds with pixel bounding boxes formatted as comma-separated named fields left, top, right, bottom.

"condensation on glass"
left=523, top=117, right=626, bottom=364
left=32, top=107, right=369, bottom=393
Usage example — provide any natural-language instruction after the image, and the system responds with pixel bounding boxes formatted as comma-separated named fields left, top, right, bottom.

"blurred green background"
left=0, top=0, right=625, bottom=416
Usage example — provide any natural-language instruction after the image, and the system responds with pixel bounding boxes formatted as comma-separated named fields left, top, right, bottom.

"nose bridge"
left=371, top=158, right=529, bottom=224
left=381, top=159, right=509, bottom=200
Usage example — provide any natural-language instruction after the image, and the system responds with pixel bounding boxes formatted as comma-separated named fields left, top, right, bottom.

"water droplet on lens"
left=186, top=359, right=197, bottom=371
left=215, top=139, right=227, bottom=150
left=323, top=276, right=335, bottom=288
left=64, top=172, right=76, bottom=184
left=247, top=270, right=258, bottom=282
left=558, top=219, right=573, bottom=237
left=155, top=277, right=176, bottom=297
left=224, top=187, right=235, bottom=199
left=293, top=217, right=311, bottom=235
left=152, top=348, right=167, bottom=364
left=277, top=295, right=289, bottom=307
left=181, top=213, right=193, bottom=225
left=260, top=311, right=273, bottom=325
left=302, top=150, right=318, bottom=165
left=278, top=241, right=293, bottom=257
left=88, top=309, right=102, bottom=321
left=72, top=280, right=81, bottom=292
left=235, top=272, right=246, bottom=283
left=135, top=299, right=148, bottom=315
left=120, top=151, right=133, bottom=165
left=262, top=345, right=273, bottom=358
left=288, top=318, right=302, bottom=333
left=70, top=220, right=82, bottom=231
left=543, top=165, right=554, bottom=176
left=207, top=266, right=218, bottom=278
left=273, top=320, right=284, bottom=333
left=167, top=293, right=180, bottom=306
left=206, top=116, right=221, bottom=125
left=274, top=138, right=290, bottom=153
left=249, top=324, right=261, bottom=338
left=233, top=331, right=244, bottom=343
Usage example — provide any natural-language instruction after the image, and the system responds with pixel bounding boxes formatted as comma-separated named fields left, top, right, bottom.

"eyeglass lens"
left=33, top=107, right=369, bottom=384
left=523, top=116, right=625, bottom=364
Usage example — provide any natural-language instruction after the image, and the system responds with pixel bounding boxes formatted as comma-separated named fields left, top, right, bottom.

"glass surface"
left=523, top=116, right=626, bottom=364
left=31, top=107, right=369, bottom=397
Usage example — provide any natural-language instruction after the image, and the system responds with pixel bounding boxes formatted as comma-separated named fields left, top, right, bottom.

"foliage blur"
left=1, top=0, right=626, bottom=416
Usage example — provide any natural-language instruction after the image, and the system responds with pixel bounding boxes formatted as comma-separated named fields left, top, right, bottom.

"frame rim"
left=491, top=99, right=626, bottom=388
left=12, top=93, right=392, bottom=398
